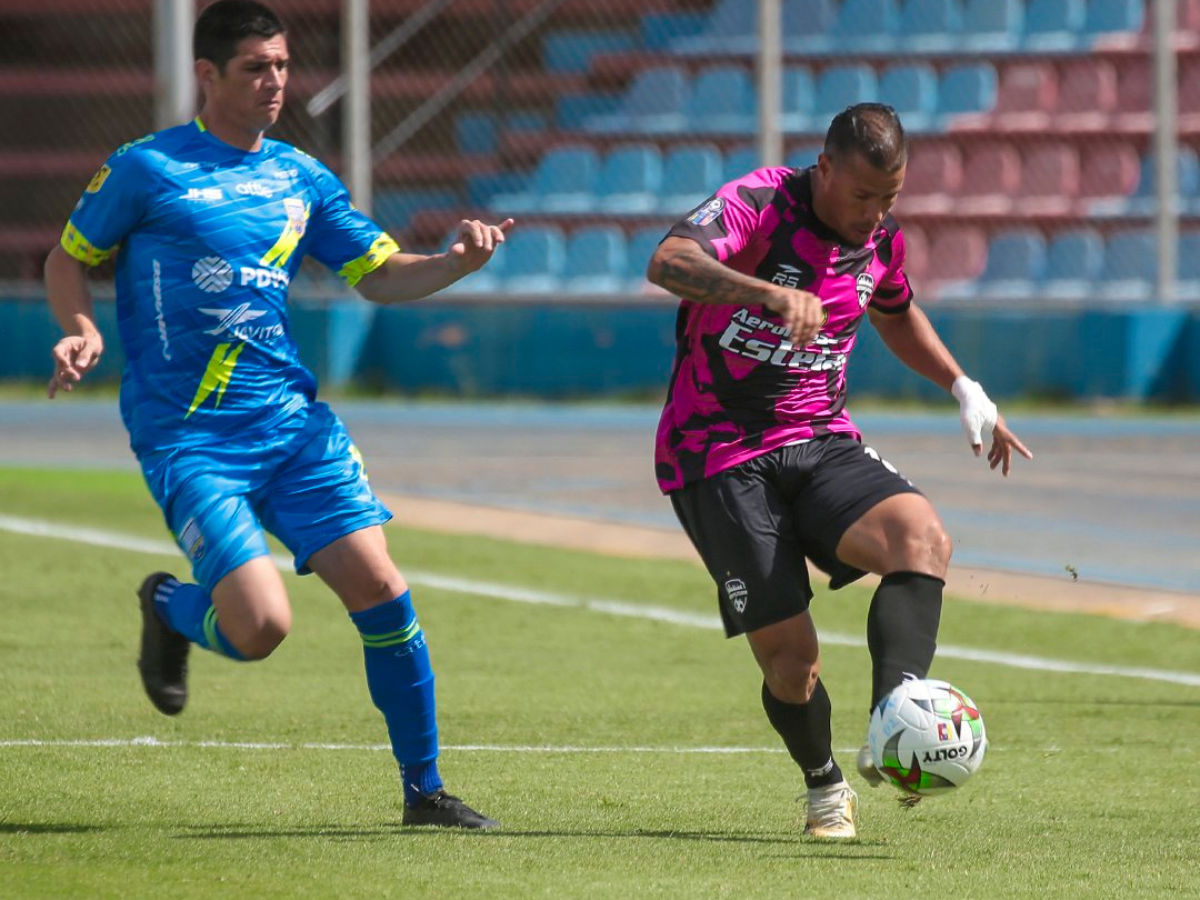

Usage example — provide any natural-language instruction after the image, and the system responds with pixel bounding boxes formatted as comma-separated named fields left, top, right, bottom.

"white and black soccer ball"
left=867, top=677, right=987, bottom=797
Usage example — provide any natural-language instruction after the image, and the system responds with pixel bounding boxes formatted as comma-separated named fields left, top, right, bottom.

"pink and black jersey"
left=655, top=166, right=913, bottom=493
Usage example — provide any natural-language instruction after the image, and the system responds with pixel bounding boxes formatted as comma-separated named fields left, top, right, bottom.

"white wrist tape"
left=952, top=376, right=998, bottom=447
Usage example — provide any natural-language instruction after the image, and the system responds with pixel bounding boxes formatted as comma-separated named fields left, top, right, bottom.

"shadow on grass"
left=178, top=823, right=893, bottom=854
left=0, top=823, right=105, bottom=835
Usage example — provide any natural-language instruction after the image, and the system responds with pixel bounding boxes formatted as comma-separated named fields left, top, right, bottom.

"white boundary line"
left=2, top=513, right=1199, bottom=689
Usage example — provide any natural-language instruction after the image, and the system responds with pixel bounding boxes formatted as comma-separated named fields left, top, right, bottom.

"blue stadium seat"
left=828, top=0, right=901, bottom=53
left=1092, top=148, right=1200, bottom=217
left=685, top=65, right=756, bottom=134
left=468, top=171, right=526, bottom=208
left=542, top=29, right=635, bottom=74
left=1023, top=0, right=1086, bottom=51
left=785, top=143, right=823, bottom=169
left=961, top=0, right=1023, bottom=52
left=897, top=0, right=962, bottom=54
left=373, top=188, right=460, bottom=235
left=626, top=226, right=668, bottom=293
left=1084, top=0, right=1145, bottom=37
left=583, top=66, right=689, bottom=134
left=783, top=0, right=840, bottom=54
left=641, top=11, right=708, bottom=51
left=498, top=225, right=566, bottom=294
left=487, top=145, right=600, bottom=214
left=555, top=91, right=621, bottom=131
left=1041, top=229, right=1105, bottom=299
left=935, top=63, right=998, bottom=126
left=723, top=145, right=761, bottom=183
left=597, top=143, right=663, bottom=214
left=670, top=0, right=757, bottom=55
left=878, top=63, right=939, bottom=133
left=977, top=230, right=1048, bottom=299
left=454, top=111, right=497, bottom=156
left=1176, top=231, right=1200, bottom=300
left=1096, top=229, right=1156, bottom=301
left=781, top=66, right=817, bottom=133
left=562, top=226, right=629, bottom=295
left=813, top=65, right=879, bottom=122
left=659, top=143, right=723, bottom=214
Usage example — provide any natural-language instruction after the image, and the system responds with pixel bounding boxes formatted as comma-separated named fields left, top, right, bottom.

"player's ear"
left=195, top=59, right=217, bottom=87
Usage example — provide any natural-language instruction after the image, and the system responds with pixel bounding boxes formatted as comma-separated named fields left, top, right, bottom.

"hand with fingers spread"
left=762, top=286, right=827, bottom=347
left=448, top=218, right=514, bottom=274
left=48, top=332, right=104, bottom=399
left=985, top=414, right=1033, bottom=476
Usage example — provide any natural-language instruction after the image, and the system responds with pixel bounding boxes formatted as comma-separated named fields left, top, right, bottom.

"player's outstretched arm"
left=647, top=236, right=825, bottom=346
left=355, top=218, right=514, bottom=305
left=868, top=304, right=1032, bottom=475
left=44, top=245, right=104, bottom=399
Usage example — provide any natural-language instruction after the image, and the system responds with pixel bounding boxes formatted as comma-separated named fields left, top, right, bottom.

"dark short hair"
left=823, top=103, right=908, bottom=173
left=194, top=0, right=285, bottom=71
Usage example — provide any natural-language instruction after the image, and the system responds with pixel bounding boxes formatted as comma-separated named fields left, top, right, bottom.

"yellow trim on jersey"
left=194, top=116, right=207, bottom=132
left=338, top=234, right=401, bottom=287
left=185, top=342, right=247, bottom=418
left=60, top=221, right=116, bottom=267
left=260, top=199, right=309, bottom=269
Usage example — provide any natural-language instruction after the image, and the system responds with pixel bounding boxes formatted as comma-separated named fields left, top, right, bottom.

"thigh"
left=795, top=436, right=923, bottom=586
left=835, top=491, right=948, bottom=576
left=671, top=453, right=812, bottom=638
left=153, top=460, right=274, bottom=593
left=306, top=525, right=407, bottom=613
left=211, top=554, right=292, bottom=647
left=260, top=406, right=393, bottom=577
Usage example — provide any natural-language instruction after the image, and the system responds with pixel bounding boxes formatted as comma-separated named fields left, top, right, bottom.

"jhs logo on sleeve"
left=687, top=197, right=726, bottom=227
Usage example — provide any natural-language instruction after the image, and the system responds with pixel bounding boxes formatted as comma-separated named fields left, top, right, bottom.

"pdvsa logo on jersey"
left=687, top=197, right=725, bottom=227
left=192, top=256, right=234, bottom=293
left=856, top=272, right=876, bottom=307
left=725, top=578, right=749, bottom=614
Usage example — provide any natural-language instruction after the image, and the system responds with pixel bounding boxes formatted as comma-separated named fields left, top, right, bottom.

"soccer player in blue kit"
left=43, top=0, right=510, bottom=829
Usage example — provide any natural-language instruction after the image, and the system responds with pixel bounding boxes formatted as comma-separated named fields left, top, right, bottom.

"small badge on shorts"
left=725, top=577, right=749, bottom=613
left=687, top=197, right=725, bottom=227
left=178, top=517, right=206, bottom=561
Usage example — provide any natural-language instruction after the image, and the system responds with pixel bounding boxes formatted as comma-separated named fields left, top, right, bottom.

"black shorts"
left=670, top=434, right=922, bottom=638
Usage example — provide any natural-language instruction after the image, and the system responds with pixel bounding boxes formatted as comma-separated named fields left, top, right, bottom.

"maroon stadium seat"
left=1016, top=143, right=1080, bottom=215
left=895, top=142, right=962, bottom=215
left=954, top=143, right=1021, bottom=215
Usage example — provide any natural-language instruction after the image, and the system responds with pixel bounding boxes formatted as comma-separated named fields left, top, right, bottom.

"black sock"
left=866, top=571, right=944, bottom=713
left=761, top=679, right=844, bottom=789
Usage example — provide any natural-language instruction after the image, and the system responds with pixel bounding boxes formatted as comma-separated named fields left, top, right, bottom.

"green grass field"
left=1, top=467, right=1198, bottom=900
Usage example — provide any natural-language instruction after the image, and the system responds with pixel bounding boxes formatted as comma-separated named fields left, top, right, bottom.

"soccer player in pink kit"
left=647, top=104, right=1031, bottom=838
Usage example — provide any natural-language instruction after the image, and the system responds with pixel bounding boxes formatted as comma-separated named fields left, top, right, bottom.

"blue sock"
left=349, top=591, right=441, bottom=805
left=154, top=579, right=246, bottom=661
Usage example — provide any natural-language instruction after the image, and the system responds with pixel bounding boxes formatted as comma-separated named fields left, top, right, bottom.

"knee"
left=900, top=518, right=952, bottom=578
left=763, top=655, right=820, bottom=705
left=230, top=610, right=291, bottom=661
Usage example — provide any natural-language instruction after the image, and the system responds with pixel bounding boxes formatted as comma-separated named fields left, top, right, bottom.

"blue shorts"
left=139, top=403, right=392, bottom=592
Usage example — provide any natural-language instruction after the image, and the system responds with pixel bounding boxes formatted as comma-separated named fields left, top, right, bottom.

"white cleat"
left=803, top=781, right=858, bottom=839
left=856, top=743, right=885, bottom=787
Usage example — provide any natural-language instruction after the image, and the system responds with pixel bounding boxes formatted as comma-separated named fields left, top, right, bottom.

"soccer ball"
left=867, top=677, right=987, bottom=797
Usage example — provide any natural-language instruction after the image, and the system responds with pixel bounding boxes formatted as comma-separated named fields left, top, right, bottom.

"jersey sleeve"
left=60, top=143, right=155, bottom=266
left=302, top=161, right=400, bottom=287
left=664, top=173, right=769, bottom=263
left=869, top=225, right=914, bottom=314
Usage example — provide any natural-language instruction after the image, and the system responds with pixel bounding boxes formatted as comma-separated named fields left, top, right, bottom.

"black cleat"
left=402, top=791, right=500, bottom=830
left=136, top=572, right=190, bottom=716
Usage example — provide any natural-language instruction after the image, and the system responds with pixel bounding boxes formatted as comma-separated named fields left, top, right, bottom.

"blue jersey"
left=61, top=117, right=398, bottom=455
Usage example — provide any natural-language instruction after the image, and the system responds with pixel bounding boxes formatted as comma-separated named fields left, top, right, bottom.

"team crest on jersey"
left=687, top=197, right=725, bottom=227
left=86, top=165, right=111, bottom=194
left=283, top=197, right=308, bottom=237
left=856, top=272, right=876, bottom=307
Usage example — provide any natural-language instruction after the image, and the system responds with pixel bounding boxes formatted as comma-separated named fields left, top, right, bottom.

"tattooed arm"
left=647, top=236, right=826, bottom=346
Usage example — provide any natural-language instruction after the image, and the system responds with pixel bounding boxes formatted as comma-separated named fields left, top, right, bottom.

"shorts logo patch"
left=725, top=577, right=749, bottom=614
left=178, top=518, right=206, bottom=561
left=687, top=197, right=726, bottom=227
left=856, top=272, right=876, bottom=307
